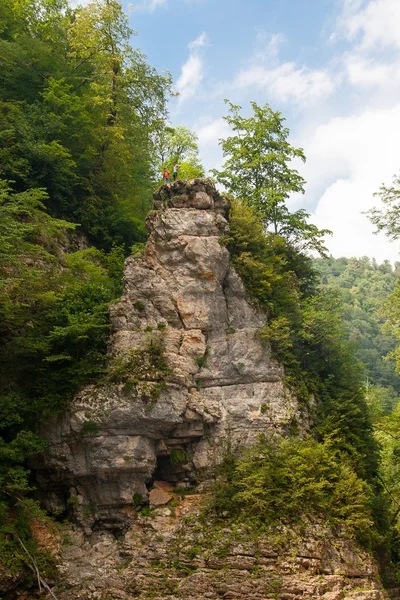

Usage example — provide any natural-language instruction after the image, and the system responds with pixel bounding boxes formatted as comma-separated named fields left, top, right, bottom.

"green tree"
left=0, top=181, right=125, bottom=507
left=0, top=0, right=170, bottom=577
left=380, top=282, right=400, bottom=376
left=212, top=100, right=330, bottom=254
left=0, top=0, right=173, bottom=249
left=176, top=160, right=205, bottom=180
left=227, top=200, right=379, bottom=482
left=153, top=124, right=204, bottom=180
left=362, top=172, right=400, bottom=563
left=314, top=256, right=400, bottom=395
left=154, top=124, right=198, bottom=164
left=367, top=173, right=400, bottom=241
left=366, top=174, right=400, bottom=381
left=212, top=436, right=373, bottom=538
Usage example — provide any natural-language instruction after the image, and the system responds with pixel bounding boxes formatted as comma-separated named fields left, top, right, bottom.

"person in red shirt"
left=163, top=167, right=171, bottom=183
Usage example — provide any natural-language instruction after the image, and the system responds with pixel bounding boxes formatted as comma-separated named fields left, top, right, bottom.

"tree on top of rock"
left=153, top=124, right=204, bottom=181
left=212, top=100, right=330, bottom=255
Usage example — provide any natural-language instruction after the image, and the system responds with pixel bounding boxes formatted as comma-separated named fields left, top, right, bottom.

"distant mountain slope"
left=314, top=256, right=400, bottom=400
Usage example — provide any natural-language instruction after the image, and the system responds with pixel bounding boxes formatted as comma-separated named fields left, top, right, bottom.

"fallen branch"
left=16, top=536, right=59, bottom=600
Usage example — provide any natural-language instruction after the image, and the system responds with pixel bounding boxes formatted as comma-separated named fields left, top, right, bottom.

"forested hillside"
left=314, top=257, right=400, bottom=405
left=312, top=217, right=400, bottom=574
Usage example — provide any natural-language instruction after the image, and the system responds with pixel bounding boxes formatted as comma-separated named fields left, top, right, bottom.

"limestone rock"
left=8, top=177, right=393, bottom=600
left=50, top=501, right=397, bottom=600
left=34, top=179, right=306, bottom=527
left=148, top=488, right=172, bottom=506
left=154, top=480, right=174, bottom=493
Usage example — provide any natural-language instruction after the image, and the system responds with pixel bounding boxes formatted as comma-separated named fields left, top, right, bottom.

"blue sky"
left=74, top=0, right=400, bottom=261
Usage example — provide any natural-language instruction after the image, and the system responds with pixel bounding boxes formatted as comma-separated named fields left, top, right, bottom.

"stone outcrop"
left=51, top=497, right=399, bottom=600
left=35, top=179, right=305, bottom=529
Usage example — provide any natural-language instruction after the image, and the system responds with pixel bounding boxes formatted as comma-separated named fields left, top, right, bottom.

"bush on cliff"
left=212, top=436, right=374, bottom=540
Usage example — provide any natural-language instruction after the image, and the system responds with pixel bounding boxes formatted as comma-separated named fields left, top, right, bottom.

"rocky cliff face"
left=52, top=496, right=398, bottom=600
left=35, top=179, right=304, bottom=530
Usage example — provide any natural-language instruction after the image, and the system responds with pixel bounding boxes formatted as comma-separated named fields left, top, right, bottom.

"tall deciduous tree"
left=212, top=100, right=330, bottom=254
left=153, top=124, right=198, bottom=164
left=367, top=173, right=400, bottom=376
left=0, top=0, right=173, bottom=249
left=152, top=124, right=204, bottom=179
left=367, top=173, right=400, bottom=241
left=0, top=0, right=171, bottom=563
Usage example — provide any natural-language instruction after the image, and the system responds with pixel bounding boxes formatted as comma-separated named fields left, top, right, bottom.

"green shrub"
left=0, top=499, right=56, bottom=579
left=133, top=492, right=143, bottom=507
left=211, top=436, right=373, bottom=539
left=170, top=448, right=187, bottom=466
left=257, top=317, right=293, bottom=356
left=107, top=339, right=171, bottom=383
left=79, top=420, right=100, bottom=436
left=135, top=300, right=145, bottom=312
left=107, top=340, right=170, bottom=414
left=131, top=242, right=146, bottom=258
left=195, top=346, right=209, bottom=369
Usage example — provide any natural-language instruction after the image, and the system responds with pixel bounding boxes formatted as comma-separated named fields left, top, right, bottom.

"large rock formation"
left=35, top=179, right=305, bottom=529
left=25, top=180, right=399, bottom=600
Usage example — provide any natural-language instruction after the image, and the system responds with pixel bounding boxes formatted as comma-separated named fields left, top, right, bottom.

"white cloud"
left=295, top=0, right=400, bottom=261
left=253, top=32, right=287, bottom=61
left=195, top=118, right=231, bottom=172
left=332, top=1, right=400, bottom=104
left=189, top=31, right=207, bottom=49
left=174, top=8, right=400, bottom=262
left=133, top=0, right=167, bottom=13
left=234, top=62, right=336, bottom=105
left=307, top=105, right=400, bottom=261
left=334, top=0, right=400, bottom=49
left=225, top=31, right=337, bottom=106
left=345, top=54, right=400, bottom=87
left=176, top=55, right=203, bottom=102
left=176, top=32, right=208, bottom=104
left=197, top=118, right=230, bottom=145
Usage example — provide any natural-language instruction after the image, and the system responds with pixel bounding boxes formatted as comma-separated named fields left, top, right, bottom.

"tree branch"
left=16, top=536, right=59, bottom=600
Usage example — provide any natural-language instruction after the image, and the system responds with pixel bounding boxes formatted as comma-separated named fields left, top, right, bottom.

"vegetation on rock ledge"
left=212, top=436, right=374, bottom=540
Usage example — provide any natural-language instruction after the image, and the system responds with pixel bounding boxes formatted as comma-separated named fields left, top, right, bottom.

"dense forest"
left=3, top=0, right=400, bottom=593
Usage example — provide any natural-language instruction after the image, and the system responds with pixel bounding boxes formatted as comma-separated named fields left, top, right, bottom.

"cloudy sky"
left=76, top=0, right=400, bottom=261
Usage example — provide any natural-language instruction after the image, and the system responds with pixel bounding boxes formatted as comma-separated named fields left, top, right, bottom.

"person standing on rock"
left=173, top=163, right=180, bottom=181
left=163, top=167, right=170, bottom=183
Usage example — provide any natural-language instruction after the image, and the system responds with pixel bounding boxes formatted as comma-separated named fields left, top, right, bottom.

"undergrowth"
left=210, top=435, right=375, bottom=544
left=106, top=335, right=172, bottom=409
